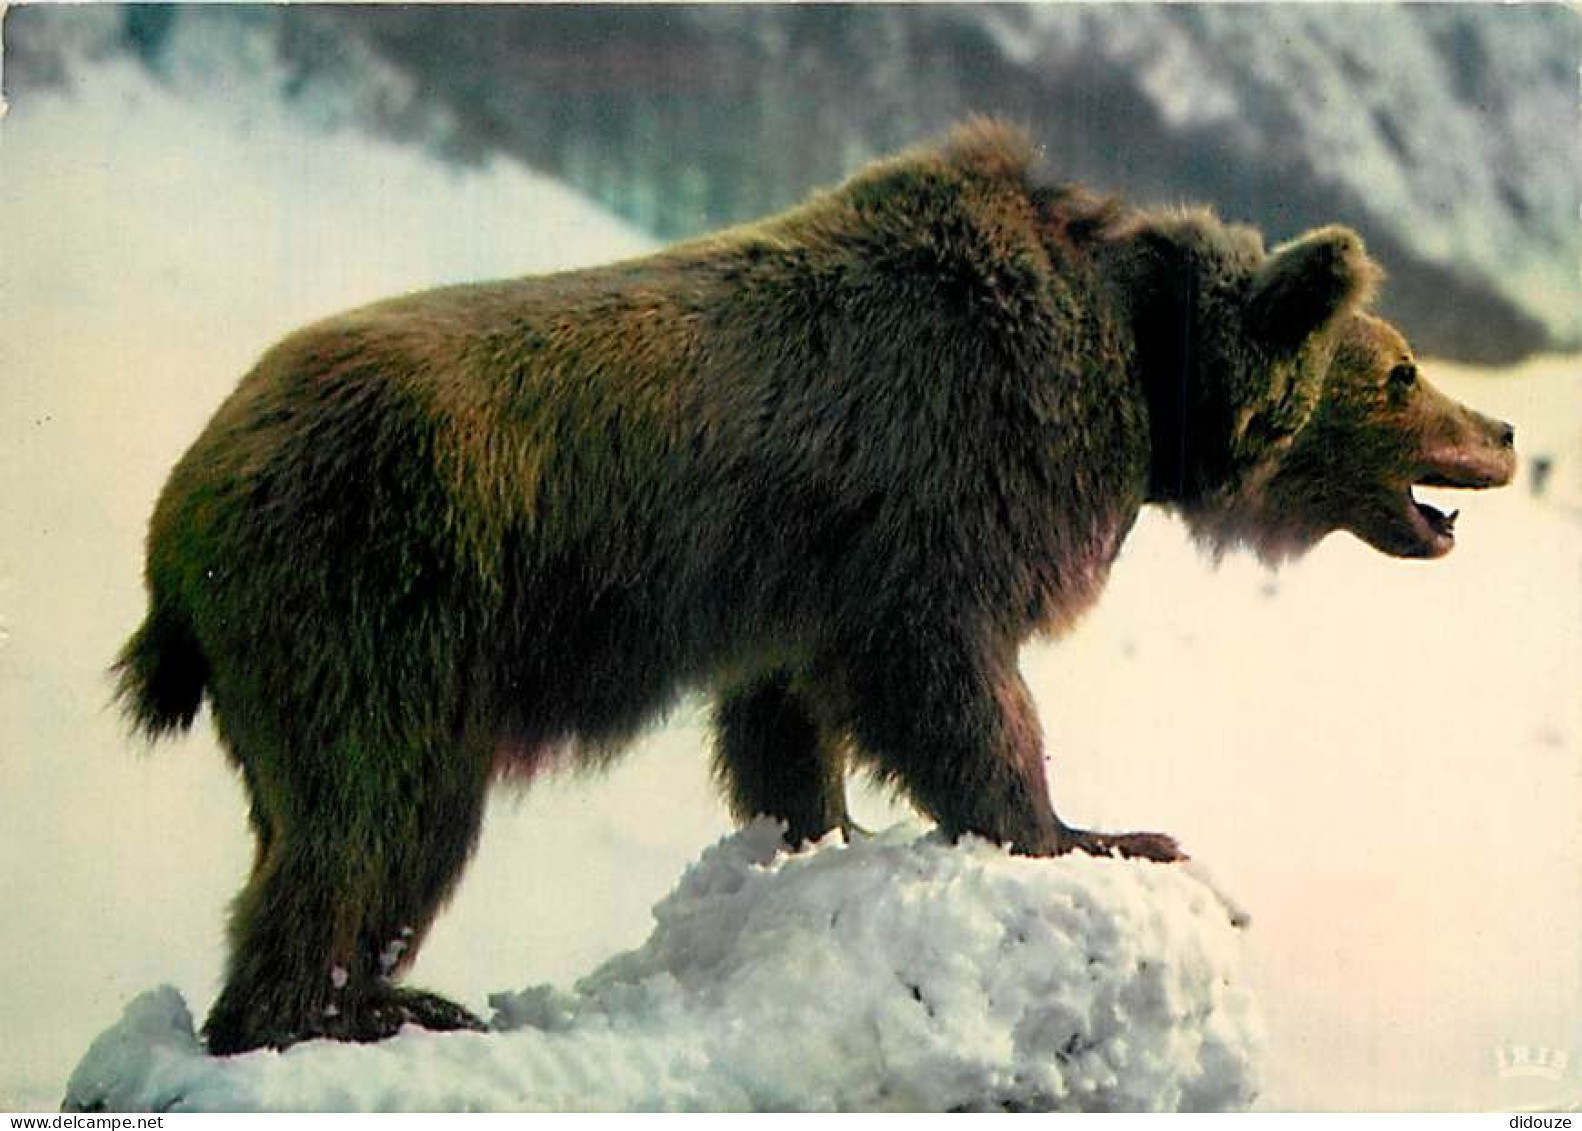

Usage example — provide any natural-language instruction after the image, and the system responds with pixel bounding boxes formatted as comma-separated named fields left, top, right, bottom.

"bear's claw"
left=1058, top=827, right=1186, bottom=863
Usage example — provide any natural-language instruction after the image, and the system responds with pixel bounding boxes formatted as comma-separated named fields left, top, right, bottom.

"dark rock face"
left=6, top=3, right=1578, bottom=363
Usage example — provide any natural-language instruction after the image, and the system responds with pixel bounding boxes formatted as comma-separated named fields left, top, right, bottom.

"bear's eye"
left=1388, top=363, right=1418, bottom=390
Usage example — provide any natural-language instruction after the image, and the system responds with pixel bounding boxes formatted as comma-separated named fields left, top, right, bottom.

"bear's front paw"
left=1058, top=826, right=1186, bottom=863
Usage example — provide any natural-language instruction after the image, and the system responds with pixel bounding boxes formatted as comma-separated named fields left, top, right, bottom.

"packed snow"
left=3, top=32, right=1579, bottom=1115
left=62, top=823, right=1260, bottom=1112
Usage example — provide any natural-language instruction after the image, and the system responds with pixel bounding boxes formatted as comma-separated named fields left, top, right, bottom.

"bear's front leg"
left=713, top=670, right=859, bottom=847
left=836, top=633, right=1060, bottom=856
left=837, top=631, right=1182, bottom=861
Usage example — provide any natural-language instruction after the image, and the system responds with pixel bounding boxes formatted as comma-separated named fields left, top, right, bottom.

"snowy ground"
left=63, top=824, right=1261, bottom=1113
left=3, top=61, right=1579, bottom=1112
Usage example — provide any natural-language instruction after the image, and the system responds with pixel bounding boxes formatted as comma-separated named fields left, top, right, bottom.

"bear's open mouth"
left=1386, top=446, right=1517, bottom=558
left=1407, top=486, right=1459, bottom=553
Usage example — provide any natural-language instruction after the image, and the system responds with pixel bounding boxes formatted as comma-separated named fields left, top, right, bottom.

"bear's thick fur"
left=114, top=121, right=1515, bottom=1054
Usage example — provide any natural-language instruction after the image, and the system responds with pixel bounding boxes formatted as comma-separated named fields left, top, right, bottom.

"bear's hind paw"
left=373, top=987, right=488, bottom=1036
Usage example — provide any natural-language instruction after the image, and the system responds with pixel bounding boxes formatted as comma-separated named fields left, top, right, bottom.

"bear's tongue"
left=1412, top=492, right=1459, bottom=538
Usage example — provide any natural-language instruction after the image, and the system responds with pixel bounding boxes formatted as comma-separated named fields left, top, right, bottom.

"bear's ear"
left=1247, top=226, right=1382, bottom=355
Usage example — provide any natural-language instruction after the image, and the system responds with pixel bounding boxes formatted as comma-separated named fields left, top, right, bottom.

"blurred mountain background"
left=7, top=2, right=1579, bottom=366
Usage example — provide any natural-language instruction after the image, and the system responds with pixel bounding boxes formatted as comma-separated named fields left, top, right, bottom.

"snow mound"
left=63, top=823, right=1260, bottom=1112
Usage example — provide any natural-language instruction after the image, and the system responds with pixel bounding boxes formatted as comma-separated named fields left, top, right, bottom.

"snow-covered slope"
left=63, top=824, right=1260, bottom=1113
left=3, top=30, right=1579, bottom=1115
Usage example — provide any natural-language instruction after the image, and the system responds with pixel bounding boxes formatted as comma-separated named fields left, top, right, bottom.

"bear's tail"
left=113, top=599, right=209, bottom=739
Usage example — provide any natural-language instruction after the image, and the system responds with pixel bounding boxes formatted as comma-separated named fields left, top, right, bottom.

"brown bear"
left=113, top=120, right=1515, bottom=1055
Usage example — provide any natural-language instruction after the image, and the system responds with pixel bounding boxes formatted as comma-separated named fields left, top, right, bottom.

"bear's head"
left=1122, top=219, right=1386, bottom=513
left=1185, top=311, right=1517, bottom=562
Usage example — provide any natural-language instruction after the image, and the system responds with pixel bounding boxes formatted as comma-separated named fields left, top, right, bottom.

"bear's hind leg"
left=204, top=732, right=491, bottom=1054
left=713, top=671, right=857, bottom=847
